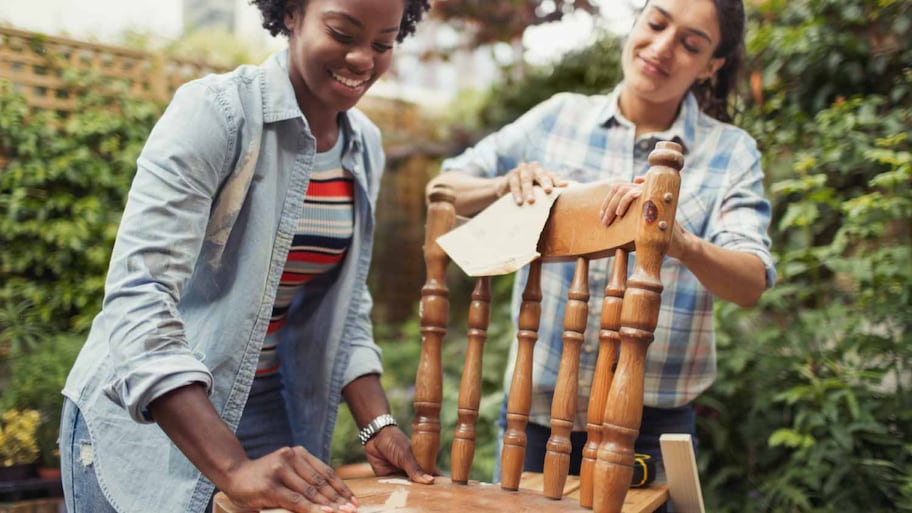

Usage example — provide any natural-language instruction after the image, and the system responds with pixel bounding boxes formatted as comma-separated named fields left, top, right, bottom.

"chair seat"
left=213, top=474, right=668, bottom=513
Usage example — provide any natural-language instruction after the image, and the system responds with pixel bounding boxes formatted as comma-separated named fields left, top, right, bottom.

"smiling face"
left=621, top=0, right=725, bottom=110
left=285, top=0, right=405, bottom=125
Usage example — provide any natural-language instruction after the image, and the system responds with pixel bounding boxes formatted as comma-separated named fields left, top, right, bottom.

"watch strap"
left=357, top=413, right=398, bottom=446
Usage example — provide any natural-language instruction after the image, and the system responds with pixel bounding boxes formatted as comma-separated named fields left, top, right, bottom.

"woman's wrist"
left=492, top=175, right=509, bottom=199
left=671, top=226, right=698, bottom=264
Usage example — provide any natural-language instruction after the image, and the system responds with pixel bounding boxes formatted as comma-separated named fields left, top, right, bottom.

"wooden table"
left=213, top=472, right=668, bottom=513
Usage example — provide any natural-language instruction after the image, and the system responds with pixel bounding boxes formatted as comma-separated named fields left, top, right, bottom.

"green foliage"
left=697, top=1, right=912, bottom=508
left=701, top=86, right=912, bottom=513
left=0, top=408, right=41, bottom=466
left=471, top=33, right=624, bottom=134
left=163, top=27, right=268, bottom=68
left=0, top=77, right=164, bottom=336
left=747, top=0, right=912, bottom=113
left=2, top=334, right=84, bottom=467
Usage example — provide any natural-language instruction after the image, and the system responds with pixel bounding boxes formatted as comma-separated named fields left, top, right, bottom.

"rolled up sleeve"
left=101, top=82, right=234, bottom=422
left=342, top=287, right=383, bottom=386
left=707, top=138, right=777, bottom=289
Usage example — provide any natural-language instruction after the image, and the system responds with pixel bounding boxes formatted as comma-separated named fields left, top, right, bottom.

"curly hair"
left=250, top=0, right=431, bottom=43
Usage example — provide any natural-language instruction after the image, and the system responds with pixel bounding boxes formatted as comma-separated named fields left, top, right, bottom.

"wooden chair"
left=214, top=141, right=683, bottom=513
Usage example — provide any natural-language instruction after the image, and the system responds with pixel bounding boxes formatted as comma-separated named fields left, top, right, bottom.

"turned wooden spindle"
left=543, top=257, right=590, bottom=499
left=579, top=249, right=628, bottom=508
left=501, top=260, right=543, bottom=491
left=412, top=185, right=457, bottom=475
left=451, top=276, right=492, bottom=484
left=594, top=141, right=683, bottom=513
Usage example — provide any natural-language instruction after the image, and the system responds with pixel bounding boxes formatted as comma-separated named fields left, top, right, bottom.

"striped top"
left=257, top=134, right=354, bottom=376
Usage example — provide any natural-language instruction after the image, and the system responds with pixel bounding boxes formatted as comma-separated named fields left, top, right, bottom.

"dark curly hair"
left=250, top=0, right=431, bottom=43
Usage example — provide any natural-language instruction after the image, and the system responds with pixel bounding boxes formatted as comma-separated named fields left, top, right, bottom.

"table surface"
left=213, top=472, right=668, bottom=513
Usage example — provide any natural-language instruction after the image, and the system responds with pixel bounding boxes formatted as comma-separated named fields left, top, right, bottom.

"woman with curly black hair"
left=60, top=0, right=432, bottom=512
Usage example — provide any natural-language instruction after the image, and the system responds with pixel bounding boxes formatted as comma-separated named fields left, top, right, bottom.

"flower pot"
left=37, top=466, right=61, bottom=481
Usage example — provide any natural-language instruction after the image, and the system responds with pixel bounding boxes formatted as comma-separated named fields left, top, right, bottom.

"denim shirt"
left=62, top=50, right=384, bottom=513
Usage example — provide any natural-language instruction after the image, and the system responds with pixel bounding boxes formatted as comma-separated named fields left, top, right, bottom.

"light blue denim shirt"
left=62, top=50, right=385, bottom=513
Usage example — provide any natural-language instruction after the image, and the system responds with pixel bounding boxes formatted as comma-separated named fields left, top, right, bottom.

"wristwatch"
left=358, top=413, right=398, bottom=446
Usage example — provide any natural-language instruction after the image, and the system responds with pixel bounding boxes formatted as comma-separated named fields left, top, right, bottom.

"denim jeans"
left=60, top=398, right=118, bottom=513
left=60, top=373, right=293, bottom=512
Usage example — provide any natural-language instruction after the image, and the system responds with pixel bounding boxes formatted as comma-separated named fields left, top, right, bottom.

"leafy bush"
left=468, top=32, right=623, bottom=136
left=2, top=334, right=84, bottom=467
left=0, top=77, right=164, bottom=336
left=0, top=408, right=40, bottom=466
left=699, top=81, right=912, bottom=513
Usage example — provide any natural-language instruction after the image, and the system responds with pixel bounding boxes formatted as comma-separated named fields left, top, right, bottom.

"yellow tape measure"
left=631, top=453, right=656, bottom=488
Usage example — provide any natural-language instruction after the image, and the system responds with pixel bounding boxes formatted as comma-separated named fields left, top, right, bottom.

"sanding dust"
left=377, top=478, right=411, bottom=485
left=358, top=486, right=410, bottom=512
left=383, top=487, right=409, bottom=508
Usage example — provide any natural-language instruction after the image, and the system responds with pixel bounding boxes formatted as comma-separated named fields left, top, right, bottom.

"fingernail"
left=350, top=497, right=360, bottom=507
left=321, top=507, right=333, bottom=513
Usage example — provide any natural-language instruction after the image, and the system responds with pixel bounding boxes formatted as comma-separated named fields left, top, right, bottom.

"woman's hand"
left=599, top=176, right=694, bottom=260
left=599, top=176, right=645, bottom=227
left=496, top=162, right=568, bottom=205
left=223, top=446, right=359, bottom=513
left=364, top=426, right=435, bottom=484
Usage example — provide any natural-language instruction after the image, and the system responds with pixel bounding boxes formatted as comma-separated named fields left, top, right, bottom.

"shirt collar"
left=599, top=83, right=697, bottom=154
left=259, top=49, right=363, bottom=145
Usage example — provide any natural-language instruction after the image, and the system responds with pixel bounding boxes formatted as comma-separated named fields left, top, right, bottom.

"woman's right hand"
left=150, top=385, right=356, bottom=512
left=496, top=161, right=568, bottom=205
left=223, top=446, right=358, bottom=513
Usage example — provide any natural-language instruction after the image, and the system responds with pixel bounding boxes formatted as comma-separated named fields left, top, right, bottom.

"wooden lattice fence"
left=0, top=26, right=227, bottom=112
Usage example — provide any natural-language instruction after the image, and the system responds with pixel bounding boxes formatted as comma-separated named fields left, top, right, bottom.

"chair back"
left=411, top=141, right=684, bottom=513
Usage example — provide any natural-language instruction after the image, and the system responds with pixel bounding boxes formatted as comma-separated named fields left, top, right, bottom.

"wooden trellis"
left=0, top=26, right=227, bottom=112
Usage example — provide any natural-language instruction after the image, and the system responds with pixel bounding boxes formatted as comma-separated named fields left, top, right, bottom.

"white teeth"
left=332, top=72, right=366, bottom=88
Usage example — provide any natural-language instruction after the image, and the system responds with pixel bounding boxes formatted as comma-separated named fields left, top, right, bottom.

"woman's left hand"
left=364, top=426, right=435, bottom=484
left=599, top=176, right=646, bottom=227
left=598, top=176, right=693, bottom=261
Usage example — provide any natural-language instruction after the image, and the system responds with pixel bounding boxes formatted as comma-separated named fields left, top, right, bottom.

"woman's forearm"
left=148, top=383, right=247, bottom=493
left=341, top=373, right=390, bottom=428
left=674, top=229, right=768, bottom=307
